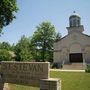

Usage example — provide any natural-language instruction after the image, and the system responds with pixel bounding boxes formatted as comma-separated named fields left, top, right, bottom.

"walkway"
left=3, top=83, right=10, bottom=90
left=50, top=69, right=85, bottom=72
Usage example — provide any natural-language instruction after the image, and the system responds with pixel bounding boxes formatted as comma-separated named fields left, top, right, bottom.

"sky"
left=0, top=0, right=90, bottom=44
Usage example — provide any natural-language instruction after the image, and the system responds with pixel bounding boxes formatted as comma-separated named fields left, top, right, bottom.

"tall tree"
left=31, top=22, right=57, bottom=62
left=0, top=0, right=18, bottom=33
left=15, top=35, right=33, bottom=61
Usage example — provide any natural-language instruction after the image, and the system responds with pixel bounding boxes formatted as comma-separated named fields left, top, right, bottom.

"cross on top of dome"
left=73, top=11, right=76, bottom=13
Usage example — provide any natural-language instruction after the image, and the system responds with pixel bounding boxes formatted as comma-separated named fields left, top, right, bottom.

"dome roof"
left=69, top=11, right=80, bottom=18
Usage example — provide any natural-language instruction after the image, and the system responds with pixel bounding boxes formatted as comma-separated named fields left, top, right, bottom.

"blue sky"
left=0, top=0, right=90, bottom=44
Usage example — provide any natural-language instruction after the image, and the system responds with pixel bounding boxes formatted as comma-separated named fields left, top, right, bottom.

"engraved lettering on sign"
left=2, top=63, right=43, bottom=72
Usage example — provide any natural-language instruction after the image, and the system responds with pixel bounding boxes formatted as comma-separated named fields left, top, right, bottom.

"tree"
left=0, top=49, right=12, bottom=61
left=31, top=22, right=57, bottom=62
left=0, top=0, right=18, bottom=33
left=55, top=32, right=61, bottom=41
left=0, top=42, right=12, bottom=50
left=0, top=42, right=15, bottom=61
left=15, top=35, right=33, bottom=61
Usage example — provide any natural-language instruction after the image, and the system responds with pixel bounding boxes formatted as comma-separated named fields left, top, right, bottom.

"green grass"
left=9, top=85, right=39, bottom=90
left=9, top=71, right=90, bottom=90
left=51, top=71, right=90, bottom=90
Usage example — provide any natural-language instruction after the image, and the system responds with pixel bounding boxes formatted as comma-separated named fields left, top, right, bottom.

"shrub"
left=0, top=49, right=12, bottom=61
left=51, top=63, right=62, bottom=69
left=85, top=64, right=90, bottom=73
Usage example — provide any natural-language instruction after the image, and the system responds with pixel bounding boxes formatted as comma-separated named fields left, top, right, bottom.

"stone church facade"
left=54, top=12, right=90, bottom=64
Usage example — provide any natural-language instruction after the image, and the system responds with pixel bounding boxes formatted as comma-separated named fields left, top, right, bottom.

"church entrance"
left=69, top=53, right=83, bottom=62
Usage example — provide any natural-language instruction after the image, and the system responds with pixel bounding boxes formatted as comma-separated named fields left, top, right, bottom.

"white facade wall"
left=54, top=31, right=90, bottom=63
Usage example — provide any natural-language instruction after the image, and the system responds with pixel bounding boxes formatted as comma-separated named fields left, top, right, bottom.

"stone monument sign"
left=1, top=62, right=49, bottom=87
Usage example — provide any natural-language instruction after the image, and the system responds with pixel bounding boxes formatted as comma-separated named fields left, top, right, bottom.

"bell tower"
left=67, top=11, right=84, bottom=34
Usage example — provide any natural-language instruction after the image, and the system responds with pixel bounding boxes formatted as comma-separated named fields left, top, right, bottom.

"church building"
left=54, top=12, right=90, bottom=65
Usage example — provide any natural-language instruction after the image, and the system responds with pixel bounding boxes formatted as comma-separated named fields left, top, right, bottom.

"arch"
left=70, top=43, right=82, bottom=53
left=69, top=43, right=83, bottom=62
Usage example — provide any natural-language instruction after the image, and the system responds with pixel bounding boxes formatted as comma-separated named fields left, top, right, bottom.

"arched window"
left=70, top=20, right=73, bottom=27
left=77, top=19, right=80, bottom=26
left=73, top=19, right=76, bottom=27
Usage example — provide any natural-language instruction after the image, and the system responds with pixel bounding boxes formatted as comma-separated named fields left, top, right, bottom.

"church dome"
left=69, top=11, right=80, bottom=18
left=69, top=11, right=81, bottom=27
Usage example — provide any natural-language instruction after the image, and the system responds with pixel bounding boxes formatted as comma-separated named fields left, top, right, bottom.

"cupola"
left=69, top=11, right=81, bottom=27
left=66, top=11, right=84, bottom=34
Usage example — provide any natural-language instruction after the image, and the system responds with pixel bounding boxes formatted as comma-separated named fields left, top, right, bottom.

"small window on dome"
left=70, top=21, right=73, bottom=27
left=73, top=19, right=76, bottom=27
left=77, top=20, right=80, bottom=26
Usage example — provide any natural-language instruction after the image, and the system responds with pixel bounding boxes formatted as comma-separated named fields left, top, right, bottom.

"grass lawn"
left=9, top=71, right=90, bottom=90
left=9, top=85, right=39, bottom=90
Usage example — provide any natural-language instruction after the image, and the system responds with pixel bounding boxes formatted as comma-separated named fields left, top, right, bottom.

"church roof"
left=55, top=32, right=90, bottom=43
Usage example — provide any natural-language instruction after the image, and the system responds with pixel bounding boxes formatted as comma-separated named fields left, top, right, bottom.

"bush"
left=85, top=64, right=90, bottom=73
left=0, top=49, right=12, bottom=61
left=51, top=63, right=62, bottom=69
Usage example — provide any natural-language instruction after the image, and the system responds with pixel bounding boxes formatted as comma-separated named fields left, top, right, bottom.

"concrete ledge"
left=40, top=78, right=61, bottom=90
left=3, top=83, right=9, bottom=90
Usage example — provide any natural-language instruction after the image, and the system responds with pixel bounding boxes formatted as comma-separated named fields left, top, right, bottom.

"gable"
left=54, top=32, right=90, bottom=50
